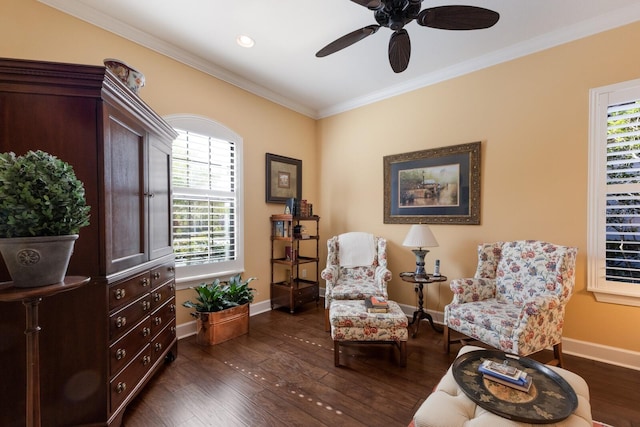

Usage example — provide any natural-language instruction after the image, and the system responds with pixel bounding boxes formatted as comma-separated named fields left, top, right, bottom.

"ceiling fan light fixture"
left=236, top=35, right=255, bottom=48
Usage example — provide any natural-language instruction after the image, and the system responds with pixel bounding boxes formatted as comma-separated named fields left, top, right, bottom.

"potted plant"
left=0, top=150, right=90, bottom=287
left=183, top=274, right=257, bottom=345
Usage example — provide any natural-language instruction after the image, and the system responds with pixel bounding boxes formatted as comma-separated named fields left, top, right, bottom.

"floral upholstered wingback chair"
left=321, top=232, right=392, bottom=331
left=444, top=240, right=578, bottom=367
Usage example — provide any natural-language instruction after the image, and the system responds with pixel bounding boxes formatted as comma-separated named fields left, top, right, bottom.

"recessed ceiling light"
left=236, top=35, right=255, bottom=48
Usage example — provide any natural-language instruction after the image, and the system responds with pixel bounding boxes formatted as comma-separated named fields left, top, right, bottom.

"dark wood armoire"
left=0, top=58, right=178, bottom=426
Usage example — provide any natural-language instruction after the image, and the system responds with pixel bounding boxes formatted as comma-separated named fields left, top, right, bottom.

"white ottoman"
left=413, top=346, right=593, bottom=427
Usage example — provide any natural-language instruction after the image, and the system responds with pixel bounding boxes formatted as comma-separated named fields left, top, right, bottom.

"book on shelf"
left=478, top=360, right=528, bottom=384
left=483, top=373, right=533, bottom=393
left=285, top=246, right=296, bottom=261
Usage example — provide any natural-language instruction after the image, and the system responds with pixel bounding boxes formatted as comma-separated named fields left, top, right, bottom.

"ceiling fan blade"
left=350, top=0, right=383, bottom=10
left=417, top=6, right=499, bottom=30
left=316, top=25, right=380, bottom=57
left=388, top=29, right=411, bottom=73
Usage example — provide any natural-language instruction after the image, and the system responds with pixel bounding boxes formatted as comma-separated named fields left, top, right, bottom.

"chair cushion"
left=413, top=346, right=592, bottom=427
left=446, top=299, right=519, bottom=342
left=446, top=298, right=565, bottom=356
left=330, top=276, right=383, bottom=301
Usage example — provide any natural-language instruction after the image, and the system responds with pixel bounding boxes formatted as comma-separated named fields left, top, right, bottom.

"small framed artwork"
left=266, top=153, right=302, bottom=203
left=383, top=141, right=481, bottom=224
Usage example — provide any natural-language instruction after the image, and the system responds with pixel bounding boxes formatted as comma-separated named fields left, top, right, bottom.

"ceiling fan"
left=316, top=0, right=500, bottom=73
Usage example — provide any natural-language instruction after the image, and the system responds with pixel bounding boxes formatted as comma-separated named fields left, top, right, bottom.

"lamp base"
left=412, top=248, right=429, bottom=279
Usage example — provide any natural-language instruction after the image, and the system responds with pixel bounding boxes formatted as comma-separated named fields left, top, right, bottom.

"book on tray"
left=478, top=359, right=533, bottom=391
left=365, top=296, right=389, bottom=312
left=482, top=374, right=533, bottom=393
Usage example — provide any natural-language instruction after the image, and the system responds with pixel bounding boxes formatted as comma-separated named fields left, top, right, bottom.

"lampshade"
left=402, top=224, right=438, bottom=249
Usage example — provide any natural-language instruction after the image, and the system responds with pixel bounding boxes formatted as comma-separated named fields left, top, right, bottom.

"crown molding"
left=38, top=0, right=317, bottom=118
left=39, top=1, right=640, bottom=120
left=317, top=3, right=640, bottom=118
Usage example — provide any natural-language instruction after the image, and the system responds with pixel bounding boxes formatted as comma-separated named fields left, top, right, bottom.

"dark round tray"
left=452, top=350, right=578, bottom=424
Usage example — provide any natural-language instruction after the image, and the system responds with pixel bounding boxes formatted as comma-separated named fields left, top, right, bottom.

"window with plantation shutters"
left=165, top=115, right=244, bottom=286
left=588, top=79, right=640, bottom=306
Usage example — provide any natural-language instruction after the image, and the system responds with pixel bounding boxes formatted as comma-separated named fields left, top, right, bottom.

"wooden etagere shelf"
left=270, top=214, right=320, bottom=313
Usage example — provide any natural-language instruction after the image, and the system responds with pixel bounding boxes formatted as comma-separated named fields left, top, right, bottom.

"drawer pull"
left=141, top=277, right=149, bottom=287
left=154, top=316, right=162, bottom=326
left=116, top=382, right=127, bottom=394
left=153, top=292, right=162, bottom=302
left=115, top=348, right=126, bottom=360
left=153, top=272, right=161, bottom=280
left=168, top=266, right=175, bottom=273
left=142, top=300, right=151, bottom=311
left=169, top=303, right=176, bottom=313
left=171, top=326, right=176, bottom=336
left=143, top=355, right=151, bottom=365
left=142, top=327, right=151, bottom=337
left=115, top=316, right=127, bottom=328
left=155, top=342, right=163, bottom=352
left=114, top=288, right=126, bottom=300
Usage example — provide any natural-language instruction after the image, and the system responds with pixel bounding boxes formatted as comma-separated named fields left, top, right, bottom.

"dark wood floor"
left=123, top=304, right=640, bottom=427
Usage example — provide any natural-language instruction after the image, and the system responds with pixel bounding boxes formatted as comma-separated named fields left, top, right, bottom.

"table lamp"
left=402, top=224, right=438, bottom=278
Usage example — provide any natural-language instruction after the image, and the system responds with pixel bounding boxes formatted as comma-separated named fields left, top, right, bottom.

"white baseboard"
left=394, top=302, right=640, bottom=372
left=176, top=320, right=196, bottom=339
left=561, top=337, right=640, bottom=371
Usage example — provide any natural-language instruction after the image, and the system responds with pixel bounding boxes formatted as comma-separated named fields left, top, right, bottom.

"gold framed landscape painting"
left=383, top=141, right=481, bottom=224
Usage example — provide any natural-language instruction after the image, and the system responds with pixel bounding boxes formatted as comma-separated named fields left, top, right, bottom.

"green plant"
left=183, top=274, right=256, bottom=315
left=0, top=150, right=90, bottom=237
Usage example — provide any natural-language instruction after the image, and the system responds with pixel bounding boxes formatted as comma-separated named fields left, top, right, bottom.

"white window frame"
left=588, top=78, right=640, bottom=307
left=165, top=114, right=244, bottom=289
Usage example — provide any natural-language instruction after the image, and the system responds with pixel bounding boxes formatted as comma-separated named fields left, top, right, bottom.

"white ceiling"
left=40, top=0, right=640, bottom=119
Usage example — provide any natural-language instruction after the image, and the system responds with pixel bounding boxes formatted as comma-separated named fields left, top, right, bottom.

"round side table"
left=0, top=276, right=90, bottom=427
left=399, top=273, right=447, bottom=336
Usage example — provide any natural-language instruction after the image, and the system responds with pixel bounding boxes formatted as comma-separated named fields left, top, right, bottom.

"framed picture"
left=383, top=141, right=481, bottom=224
left=266, top=153, right=302, bottom=203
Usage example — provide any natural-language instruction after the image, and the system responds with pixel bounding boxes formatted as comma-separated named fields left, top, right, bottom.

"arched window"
left=165, top=114, right=244, bottom=288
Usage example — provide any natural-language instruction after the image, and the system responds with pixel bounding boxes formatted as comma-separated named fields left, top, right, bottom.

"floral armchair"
left=444, top=240, right=578, bottom=366
left=321, top=232, right=392, bottom=331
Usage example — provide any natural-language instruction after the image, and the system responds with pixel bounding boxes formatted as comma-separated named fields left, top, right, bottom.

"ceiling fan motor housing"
left=375, top=0, right=422, bottom=30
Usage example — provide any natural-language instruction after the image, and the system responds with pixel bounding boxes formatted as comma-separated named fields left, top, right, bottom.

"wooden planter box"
left=196, top=303, right=250, bottom=345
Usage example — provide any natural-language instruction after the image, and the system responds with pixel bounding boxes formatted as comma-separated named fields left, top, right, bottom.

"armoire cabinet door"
left=104, top=106, right=148, bottom=273
left=148, top=136, right=174, bottom=260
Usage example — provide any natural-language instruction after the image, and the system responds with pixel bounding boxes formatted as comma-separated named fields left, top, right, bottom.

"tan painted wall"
left=0, top=0, right=317, bottom=327
left=317, top=22, right=640, bottom=352
left=2, top=0, right=639, bottom=352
